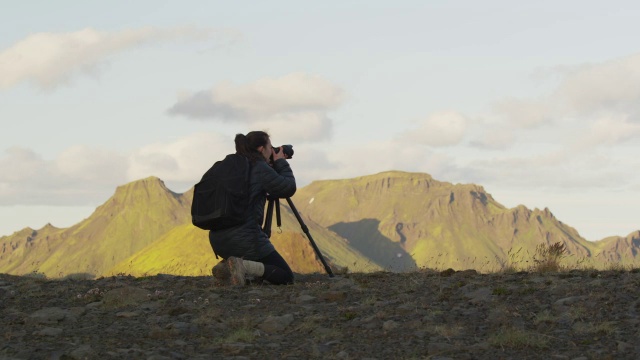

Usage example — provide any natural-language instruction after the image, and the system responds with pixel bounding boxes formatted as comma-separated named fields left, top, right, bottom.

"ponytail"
left=235, top=131, right=270, bottom=163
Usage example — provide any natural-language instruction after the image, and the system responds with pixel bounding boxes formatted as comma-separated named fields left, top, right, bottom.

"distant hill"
left=1, top=171, right=639, bottom=278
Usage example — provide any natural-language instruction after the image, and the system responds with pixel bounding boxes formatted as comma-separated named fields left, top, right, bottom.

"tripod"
left=263, top=197, right=334, bottom=277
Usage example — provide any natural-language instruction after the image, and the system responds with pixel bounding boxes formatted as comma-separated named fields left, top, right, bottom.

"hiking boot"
left=227, top=256, right=247, bottom=286
left=211, top=260, right=231, bottom=285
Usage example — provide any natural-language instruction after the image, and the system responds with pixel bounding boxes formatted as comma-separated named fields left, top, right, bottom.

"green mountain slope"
left=292, top=171, right=635, bottom=271
left=0, top=177, right=191, bottom=278
left=106, top=201, right=380, bottom=277
left=2, top=171, right=638, bottom=277
left=1, top=176, right=377, bottom=278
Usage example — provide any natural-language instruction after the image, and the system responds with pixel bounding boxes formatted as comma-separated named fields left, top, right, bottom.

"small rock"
left=321, top=291, right=347, bottom=302
left=383, top=320, right=399, bottom=331
left=464, top=287, right=493, bottom=303
left=428, top=341, right=456, bottom=354
left=86, top=301, right=102, bottom=309
left=147, top=355, right=172, bottom=360
left=617, top=340, right=632, bottom=352
left=440, top=268, right=455, bottom=277
left=102, top=286, right=151, bottom=308
left=116, top=311, right=140, bottom=318
left=453, top=269, right=478, bottom=277
left=34, top=327, right=63, bottom=336
left=295, top=294, right=316, bottom=303
left=553, top=295, right=589, bottom=307
left=329, top=278, right=357, bottom=290
left=221, top=342, right=253, bottom=355
left=29, top=307, right=67, bottom=324
left=405, top=320, right=422, bottom=329
left=258, top=314, right=294, bottom=333
left=397, top=303, right=416, bottom=315
left=68, top=344, right=93, bottom=360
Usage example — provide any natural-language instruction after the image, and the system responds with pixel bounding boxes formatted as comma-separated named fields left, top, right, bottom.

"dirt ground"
left=1, top=268, right=639, bottom=359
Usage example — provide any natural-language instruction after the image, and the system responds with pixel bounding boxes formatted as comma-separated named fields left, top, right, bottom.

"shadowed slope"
left=292, top=171, right=623, bottom=271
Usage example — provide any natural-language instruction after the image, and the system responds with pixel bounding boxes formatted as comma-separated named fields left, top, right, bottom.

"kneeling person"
left=209, top=131, right=296, bottom=286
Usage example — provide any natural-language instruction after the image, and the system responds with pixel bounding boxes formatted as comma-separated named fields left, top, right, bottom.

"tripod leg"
left=285, top=198, right=335, bottom=277
left=263, top=199, right=275, bottom=238
left=275, top=200, right=282, bottom=228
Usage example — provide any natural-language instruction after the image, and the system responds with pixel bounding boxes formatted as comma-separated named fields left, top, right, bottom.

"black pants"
left=257, top=250, right=294, bottom=285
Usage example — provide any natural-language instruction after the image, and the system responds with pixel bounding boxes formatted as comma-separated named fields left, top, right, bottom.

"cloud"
left=492, top=97, right=555, bottom=128
left=463, top=147, right=634, bottom=192
left=469, top=128, right=516, bottom=150
left=557, top=54, right=640, bottom=119
left=252, top=112, right=334, bottom=143
left=0, top=27, right=227, bottom=90
left=127, top=132, right=233, bottom=184
left=168, top=73, right=344, bottom=142
left=290, top=139, right=464, bottom=187
left=488, top=52, right=640, bottom=132
left=0, top=133, right=233, bottom=205
left=168, top=72, right=344, bottom=119
left=0, top=130, right=349, bottom=206
left=0, top=146, right=128, bottom=205
left=54, top=146, right=129, bottom=183
left=575, top=114, right=640, bottom=149
left=398, top=111, right=468, bottom=147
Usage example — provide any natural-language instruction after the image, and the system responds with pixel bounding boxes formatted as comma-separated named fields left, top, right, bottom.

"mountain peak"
left=117, top=176, right=168, bottom=190
left=112, top=176, right=178, bottom=198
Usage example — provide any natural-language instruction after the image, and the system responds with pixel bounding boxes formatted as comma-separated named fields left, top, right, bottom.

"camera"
left=273, top=144, right=294, bottom=159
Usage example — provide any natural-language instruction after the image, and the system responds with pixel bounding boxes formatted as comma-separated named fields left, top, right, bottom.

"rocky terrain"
left=1, top=268, right=640, bottom=359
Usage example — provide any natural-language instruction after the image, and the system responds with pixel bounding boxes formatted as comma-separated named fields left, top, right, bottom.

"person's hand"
left=272, top=146, right=286, bottom=161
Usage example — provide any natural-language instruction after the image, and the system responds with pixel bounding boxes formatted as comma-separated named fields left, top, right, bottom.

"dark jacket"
left=208, top=157, right=296, bottom=260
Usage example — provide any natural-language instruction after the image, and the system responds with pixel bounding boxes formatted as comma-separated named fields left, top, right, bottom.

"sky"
left=1, top=1, right=639, bottom=241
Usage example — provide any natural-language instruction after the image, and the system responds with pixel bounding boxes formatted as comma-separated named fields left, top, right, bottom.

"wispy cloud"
left=168, top=72, right=344, bottom=142
left=127, top=132, right=233, bottom=184
left=0, top=133, right=229, bottom=206
left=0, top=146, right=128, bottom=205
left=556, top=54, right=640, bottom=119
left=488, top=52, right=640, bottom=131
left=169, top=73, right=344, bottom=119
left=0, top=27, right=231, bottom=90
left=398, top=111, right=468, bottom=147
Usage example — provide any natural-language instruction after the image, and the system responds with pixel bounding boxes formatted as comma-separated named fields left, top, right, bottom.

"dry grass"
left=533, top=310, right=557, bottom=324
left=531, top=242, right=567, bottom=272
left=222, top=328, right=255, bottom=343
left=428, top=323, right=465, bottom=339
left=499, top=247, right=526, bottom=273
left=572, top=321, right=617, bottom=335
left=488, top=328, right=549, bottom=349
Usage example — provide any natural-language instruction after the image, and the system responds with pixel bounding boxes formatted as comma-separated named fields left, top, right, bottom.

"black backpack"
left=191, top=154, right=252, bottom=231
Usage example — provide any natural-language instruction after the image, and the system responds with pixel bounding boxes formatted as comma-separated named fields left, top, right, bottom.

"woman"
left=210, top=131, right=296, bottom=285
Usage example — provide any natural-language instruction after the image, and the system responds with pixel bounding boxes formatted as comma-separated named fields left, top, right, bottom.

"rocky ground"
left=1, top=268, right=640, bottom=360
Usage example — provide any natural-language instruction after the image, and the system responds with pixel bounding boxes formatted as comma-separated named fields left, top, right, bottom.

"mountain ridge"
left=1, top=170, right=639, bottom=277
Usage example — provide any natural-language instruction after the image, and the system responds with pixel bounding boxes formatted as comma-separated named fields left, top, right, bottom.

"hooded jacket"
left=208, top=157, right=296, bottom=260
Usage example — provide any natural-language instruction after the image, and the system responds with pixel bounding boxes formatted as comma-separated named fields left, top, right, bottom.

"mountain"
left=0, top=177, right=377, bottom=278
left=0, top=177, right=191, bottom=278
left=590, top=230, right=640, bottom=263
left=2, top=171, right=638, bottom=278
left=291, top=171, right=638, bottom=271
left=105, top=203, right=380, bottom=277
